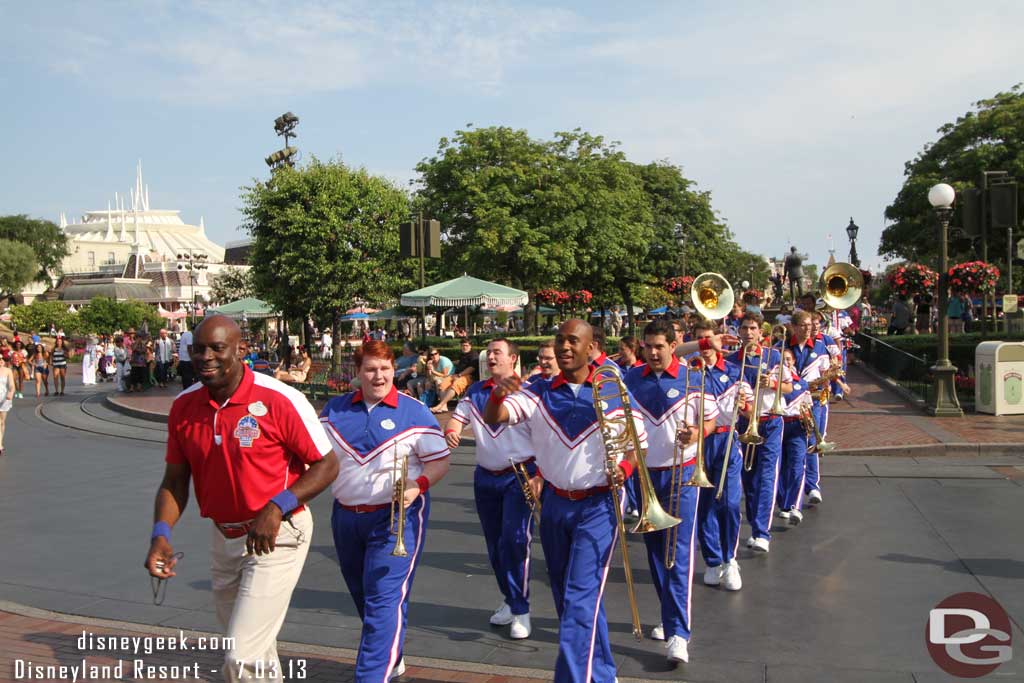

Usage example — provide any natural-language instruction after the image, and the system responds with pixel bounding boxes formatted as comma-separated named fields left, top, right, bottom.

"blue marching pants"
left=540, top=486, right=619, bottom=683
left=624, top=471, right=640, bottom=513
left=331, top=495, right=429, bottom=683
left=697, top=431, right=742, bottom=568
left=804, top=402, right=827, bottom=495
left=473, top=466, right=534, bottom=615
left=642, top=465, right=698, bottom=642
left=739, top=416, right=783, bottom=541
left=779, top=420, right=809, bottom=511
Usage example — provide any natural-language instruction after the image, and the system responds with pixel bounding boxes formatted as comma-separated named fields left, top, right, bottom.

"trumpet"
left=390, top=451, right=410, bottom=557
left=799, top=403, right=835, bottom=454
left=510, top=458, right=542, bottom=527
left=592, top=365, right=680, bottom=640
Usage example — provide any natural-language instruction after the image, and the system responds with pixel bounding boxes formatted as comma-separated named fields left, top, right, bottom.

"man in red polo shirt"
left=145, top=316, right=338, bottom=683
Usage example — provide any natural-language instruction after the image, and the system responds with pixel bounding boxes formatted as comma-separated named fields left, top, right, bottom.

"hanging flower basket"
left=948, top=261, right=1000, bottom=295
left=570, top=289, right=593, bottom=306
left=535, top=289, right=569, bottom=306
left=886, top=263, right=937, bottom=297
left=664, top=276, right=694, bottom=295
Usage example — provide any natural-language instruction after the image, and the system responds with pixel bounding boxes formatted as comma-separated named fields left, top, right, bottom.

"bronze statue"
left=784, top=246, right=805, bottom=303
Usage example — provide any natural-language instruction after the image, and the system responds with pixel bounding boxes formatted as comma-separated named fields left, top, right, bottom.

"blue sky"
left=2, top=1, right=1022, bottom=275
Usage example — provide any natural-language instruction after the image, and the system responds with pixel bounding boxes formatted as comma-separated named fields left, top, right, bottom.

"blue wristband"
left=152, top=521, right=172, bottom=542
left=270, top=490, right=299, bottom=515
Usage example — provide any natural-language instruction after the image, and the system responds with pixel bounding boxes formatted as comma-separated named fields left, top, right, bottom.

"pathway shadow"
left=879, top=553, right=1024, bottom=579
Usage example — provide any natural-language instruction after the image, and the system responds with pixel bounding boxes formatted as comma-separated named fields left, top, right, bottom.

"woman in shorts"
left=32, top=342, right=50, bottom=397
left=50, top=337, right=69, bottom=396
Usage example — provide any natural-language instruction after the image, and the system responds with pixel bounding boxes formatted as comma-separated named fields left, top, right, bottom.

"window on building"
left=107, top=252, right=116, bottom=264
left=87, top=251, right=95, bottom=267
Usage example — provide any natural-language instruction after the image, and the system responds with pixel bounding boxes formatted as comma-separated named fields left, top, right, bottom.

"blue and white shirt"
left=321, top=387, right=449, bottom=506
left=449, top=377, right=534, bottom=472
left=503, top=369, right=647, bottom=491
left=624, top=357, right=718, bottom=468
left=725, top=346, right=787, bottom=417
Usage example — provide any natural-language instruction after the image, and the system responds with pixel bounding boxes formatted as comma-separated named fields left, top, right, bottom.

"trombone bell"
left=820, top=262, right=863, bottom=310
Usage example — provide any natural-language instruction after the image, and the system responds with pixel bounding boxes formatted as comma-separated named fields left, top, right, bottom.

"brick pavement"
left=0, top=607, right=546, bottom=683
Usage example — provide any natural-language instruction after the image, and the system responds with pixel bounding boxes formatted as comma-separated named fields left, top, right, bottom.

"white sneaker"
left=703, top=566, right=722, bottom=586
left=807, top=489, right=823, bottom=505
left=745, top=536, right=755, bottom=548
left=666, top=635, right=689, bottom=663
left=789, top=509, right=803, bottom=526
left=721, top=560, right=742, bottom=591
left=489, top=602, right=513, bottom=626
left=752, top=537, right=770, bottom=553
left=509, top=613, right=531, bottom=639
left=650, top=623, right=665, bottom=641
left=389, top=657, right=405, bottom=679
left=777, top=510, right=791, bottom=520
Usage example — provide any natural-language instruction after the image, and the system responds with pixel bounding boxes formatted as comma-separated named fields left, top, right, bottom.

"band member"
left=808, top=310, right=847, bottom=504
left=727, top=313, right=791, bottom=553
left=589, top=324, right=620, bottom=373
left=445, top=338, right=536, bottom=639
left=691, top=319, right=744, bottom=591
left=484, top=319, right=642, bottom=683
left=777, top=348, right=814, bottom=523
left=145, top=316, right=339, bottom=683
left=782, top=310, right=831, bottom=513
left=528, top=340, right=557, bottom=381
left=624, top=320, right=717, bottom=664
left=320, top=341, right=451, bottom=681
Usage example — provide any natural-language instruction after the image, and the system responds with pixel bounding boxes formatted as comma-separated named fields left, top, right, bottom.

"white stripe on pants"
left=211, top=508, right=312, bottom=683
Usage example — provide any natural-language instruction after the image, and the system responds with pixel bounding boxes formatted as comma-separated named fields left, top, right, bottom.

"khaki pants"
left=211, top=508, right=312, bottom=683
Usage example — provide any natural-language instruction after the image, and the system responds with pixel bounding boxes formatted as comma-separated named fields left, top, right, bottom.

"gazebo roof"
left=401, top=274, right=528, bottom=308
left=60, top=279, right=161, bottom=304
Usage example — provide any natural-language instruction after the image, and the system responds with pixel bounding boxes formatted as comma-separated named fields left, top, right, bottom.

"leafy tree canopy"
left=78, top=297, right=163, bottom=335
left=0, top=239, right=38, bottom=299
left=0, top=215, right=71, bottom=282
left=241, top=157, right=411, bottom=357
left=10, top=300, right=80, bottom=336
left=210, top=267, right=256, bottom=305
left=882, top=84, right=1024, bottom=263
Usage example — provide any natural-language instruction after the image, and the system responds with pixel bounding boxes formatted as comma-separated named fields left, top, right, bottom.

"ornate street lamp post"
left=927, top=183, right=963, bottom=417
left=845, top=217, right=861, bottom=267
left=674, top=223, right=686, bottom=276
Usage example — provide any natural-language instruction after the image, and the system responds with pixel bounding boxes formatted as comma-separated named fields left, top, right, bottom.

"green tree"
left=10, top=300, right=81, bottom=336
left=881, top=84, right=1024, bottom=265
left=0, top=215, right=71, bottom=282
left=241, top=158, right=411, bottom=370
left=414, top=126, right=585, bottom=332
left=0, top=239, right=38, bottom=301
left=210, top=267, right=256, bottom=305
left=78, top=297, right=163, bottom=334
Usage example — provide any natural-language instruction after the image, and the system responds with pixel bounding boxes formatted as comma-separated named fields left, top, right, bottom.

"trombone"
left=510, top=458, right=542, bottom=527
left=739, top=345, right=768, bottom=472
left=717, top=342, right=761, bottom=499
left=389, top=450, right=410, bottom=557
left=768, top=325, right=790, bottom=417
left=667, top=358, right=713, bottom=570
left=592, top=365, right=680, bottom=640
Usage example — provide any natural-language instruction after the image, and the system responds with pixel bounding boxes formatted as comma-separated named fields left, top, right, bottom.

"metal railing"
left=854, top=331, right=932, bottom=405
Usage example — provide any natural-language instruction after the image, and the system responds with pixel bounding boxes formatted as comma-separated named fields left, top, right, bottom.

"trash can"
left=975, top=341, right=1024, bottom=415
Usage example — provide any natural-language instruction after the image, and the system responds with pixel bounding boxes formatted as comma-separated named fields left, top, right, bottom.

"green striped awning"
left=400, top=274, right=528, bottom=308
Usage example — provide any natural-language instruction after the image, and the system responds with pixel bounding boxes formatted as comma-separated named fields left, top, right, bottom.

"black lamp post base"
left=927, top=365, right=964, bottom=417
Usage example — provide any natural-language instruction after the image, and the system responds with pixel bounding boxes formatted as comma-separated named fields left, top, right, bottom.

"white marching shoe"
left=509, top=613, right=532, bottom=639
left=751, top=537, right=770, bottom=553
left=721, top=560, right=742, bottom=591
left=789, top=508, right=804, bottom=526
left=807, top=489, right=823, bottom=505
left=745, top=536, right=756, bottom=548
left=490, top=602, right=513, bottom=625
left=389, top=657, right=405, bottom=679
left=703, top=565, right=722, bottom=586
left=666, top=635, right=689, bottom=663
left=650, top=623, right=665, bottom=641
left=778, top=510, right=791, bottom=520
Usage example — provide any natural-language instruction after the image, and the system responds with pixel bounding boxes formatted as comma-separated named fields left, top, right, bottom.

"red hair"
left=354, top=340, right=395, bottom=368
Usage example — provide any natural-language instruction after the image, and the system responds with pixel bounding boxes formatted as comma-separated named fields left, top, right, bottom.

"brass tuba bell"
left=690, top=272, right=735, bottom=320
left=819, top=262, right=863, bottom=310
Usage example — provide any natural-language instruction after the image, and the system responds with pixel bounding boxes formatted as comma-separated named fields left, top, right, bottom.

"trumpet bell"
left=690, top=272, right=735, bottom=320
left=820, top=262, right=863, bottom=310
